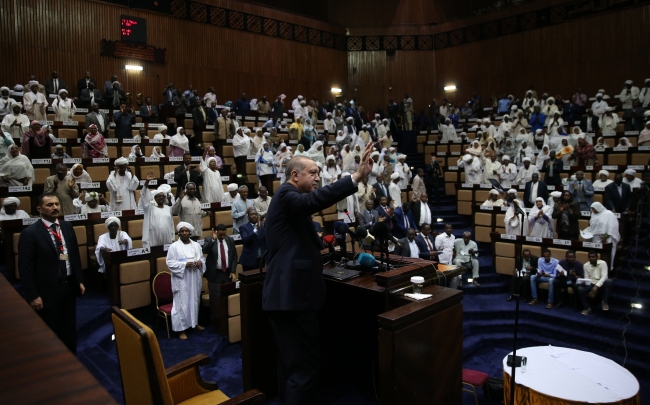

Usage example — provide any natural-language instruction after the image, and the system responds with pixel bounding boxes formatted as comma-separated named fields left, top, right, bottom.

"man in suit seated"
left=411, top=192, right=433, bottom=229
left=507, top=249, right=538, bottom=302
left=604, top=174, right=632, bottom=214
left=358, top=199, right=379, bottom=229
left=393, top=202, right=414, bottom=239
left=397, top=228, right=419, bottom=258
left=239, top=209, right=266, bottom=271
left=569, top=171, right=595, bottom=211
left=414, top=223, right=437, bottom=260
left=78, top=82, right=103, bottom=109
left=139, top=96, right=159, bottom=123
left=579, top=109, right=600, bottom=133
left=203, top=223, right=238, bottom=284
left=376, top=196, right=391, bottom=218
left=523, top=173, right=549, bottom=208
left=371, top=174, right=392, bottom=208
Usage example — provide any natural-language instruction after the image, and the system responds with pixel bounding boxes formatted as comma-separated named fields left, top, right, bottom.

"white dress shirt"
left=41, top=218, right=71, bottom=276
left=434, top=233, right=456, bottom=264
left=419, top=201, right=431, bottom=226
left=408, top=240, right=420, bottom=258
left=216, top=238, right=229, bottom=270
left=529, top=181, right=539, bottom=204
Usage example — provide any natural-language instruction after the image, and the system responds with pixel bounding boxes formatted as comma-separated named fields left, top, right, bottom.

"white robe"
left=528, top=205, right=554, bottom=238
left=1, top=113, right=30, bottom=139
left=369, top=159, right=384, bottom=185
left=581, top=205, right=620, bottom=268
left=496, top=122, right=512, bottom=142
left=389, top=182, right=402, bottom=207
left=73, top=198, right=108, bottom=214
left=52, top=98, right=76, bottom=121
left=515, top=164, right=539, bottom=185
left=323, top=165, right=341, bottom=185
left=600, top=115, right=619, bottom=134
left=95, top=231, right=132, bottom=273
left=482, top=159, right=501, bottom=184
left=200, top=161, right=226, bottom=204
left=224, top=192, right=239, bottom=204
left=439, top=124, right=457, bottom=142
left=142, top=188, right=175, bottom=248
left=232, top=134, right=251, bottom=157
left=499, top=163, right=518, bottom=188
left=106, top=172, right=139, bottom=210
left=592, top=179, right=613, bottom=190
left=458, top=157, right=482, bottom=185
left=623, top=177, right=643, bottom=189
left=0, top=209, right=30, bottom=221
left=166, top=240, right=206, bottom=332
left=172, top=196, right=206, bottom=238
left=23, top=91, right=47, bottom=120
left=394, top=162, right=410, bottom=189
left=591, top=100, right=608, bottom=119
left=337, top=193, right=360, bottom=223
left=482, top=198, right=504, bottom=207
left=505, top=202, right=528, bottom=236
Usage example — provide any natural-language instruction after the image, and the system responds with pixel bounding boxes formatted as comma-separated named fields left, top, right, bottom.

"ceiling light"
left=125, top=65, right=143, bottom=71
left=331, top=87, right=342, bottom=93
left=631, top=303, right=643, bottom=309
left=444, top=85, right=456, bottom=91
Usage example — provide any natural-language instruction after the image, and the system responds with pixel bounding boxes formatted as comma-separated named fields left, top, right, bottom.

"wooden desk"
left=0, top=275, right=117, bottom=404
left=239, top=257, right=464, bottom=404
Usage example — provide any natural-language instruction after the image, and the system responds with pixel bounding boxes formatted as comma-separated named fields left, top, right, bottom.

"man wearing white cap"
left=224, top=182, right=240, bottom=203
left=0, top=86, right=17, bottom=122
left=173, top=182, right=207, bottom=238
left=323, top=112, right=336, bottom=133
left=322, top=155, right=341, bottom=186
left=458, top=153, right=482, bottom=185
left=369, top=151, right=383, bottom=185
left=504, top=189, right=528, bottom=236
left=639, top=78, right=650, bottom=108
left=166, top=221, right=206, bottom=340
left=23, top=81, right=47, bottom=120
left=52, top=89, right=76, bottom=121
left=1, top=103, right=29, bottom=139
left=291, top=95, right=303, bottom=112
left=0, top=196, right=30, bottom=220
left=377, top=118, right=389, bottom=140
left=499, top=155, right=518, bottom=188
left=96, top=217, right=132, bottom=273
left=394, top=154, right=410, bottom=189
left=591, top=93, right=608, bottom=120
left=142, top=174, right=175, bottom=248
left=593, top=170, right=613, bottom=190
left=343, top=116, right=356, bottom=137
left=482, top=152, right=501, bottom=184
left=547, top=190, right=562, bottom=209
left=73, top=191, right=108, bottom=214
left=389, top=172, right=402, bottom=207
left=623, top=169, right=642, bottom=189
left=106, top=157, right=139, bottom=210
left=600, top=108, right=619, bottom=134
left=515, top=157, right=539, bottom=186
left=482, top=189, right=504, bottom=207
left=619, top=80, right=639, bottom=110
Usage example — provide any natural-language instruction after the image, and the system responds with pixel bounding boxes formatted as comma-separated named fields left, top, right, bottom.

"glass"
left=410, top=276, right=424, bottom=294
left=521, top=356, right=527, bottom=373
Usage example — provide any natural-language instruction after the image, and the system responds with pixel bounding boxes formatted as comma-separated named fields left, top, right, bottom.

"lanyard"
left=43, top=221, right=64, bottom=252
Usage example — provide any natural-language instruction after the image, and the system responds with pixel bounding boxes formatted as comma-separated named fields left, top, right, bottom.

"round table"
left=502, top=346, right=640, bottom=405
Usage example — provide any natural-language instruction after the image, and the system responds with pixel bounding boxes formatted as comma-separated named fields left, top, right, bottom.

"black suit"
left=104, top=88, right=127, bottom=108
left=604, top=182, right=631, bottom=213
left=358, top=209, right=379, bottom=229
left=85, top=111, right=110, bottom=135
left=18, top=219, right=83, bottom=353
left=523, top=180, right=549, bottom=208
left=78, top=88, right=104, bottom=109
left=139, top=104, right=159, bottom=123
left=192, top=106, right=207, bottom=127
left=239, top=222, right=266, bottom=270
left=77, top=78, right=95, bottom=95
left=579, top=115, right=600, bottom=133
left=206, top=107, right=218, bottom=125
left=414, top=234, right=436, bottom=260
left=397, top=237, right=417, bottom=258
left=411, top=200, right=433, bottom=229
left=510, top=254, right=538, bottom=300
left=371, top=181, right=391, bottom=208
left=173, top=164, right=203, bottom=198
left=44, top=78, right=68, bottom=95
left=262, top=176, right=358, bottom=404
left=202, top=235, right=237, bottom=284
left=540, top=158, right=563, bottom=186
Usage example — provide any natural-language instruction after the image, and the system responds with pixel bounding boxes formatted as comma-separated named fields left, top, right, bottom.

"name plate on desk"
left=23, top=218, right=39, bottom=225
left=200, top=203, right=211, bottom=209
left=197, top=239, right=205, bottom=246
left=602, top=165, right=618, bottom=170
left=169, top=157, right=183, bottom=161
left=221, top=176, right=229, bottom=181
left=64, top=214, right=88, bottom=221
left=427, top=141, right=435, bottom=144
left=628, top=165, right=645, bottom=170
left=247, top=155, right=256, bottom=160
left=594, top=187, right=604, bottom=192
left=613, top=213, right=621, bottom=218
left=453, top=139, right=462, bottom=143
left=448, top=166, right=458, bottom=170
left=191, top=156, right=201, bottom=162
left=205, top=125, right=214, bottom=130
left=127, top=247, right=151, bottom=257
left=135, top=209, right=144, bottom=215
left=420, top=131, right=428, bottom=134
left=226, top=139, right=233, bottom=143
left=526, top=236, right=542, bottom=243
left=123, top=138, right=140, bottom=143
left=547, top=185, right=555, bottom=190
left=639, top=146, right=650, bottom=151
left=145, top=157, right=160, bottom=162
left=149, top=139, right=163, bottom=143
left=101, top=211, right=122, bottom=219
left=63, top=158, right=82, bottom=164
left=500, top=234, right=516, bottom=240
left=461, top=183, right=472, bottom=188
left=583, top=242, right=602, bottom=248
left=76, top=108, right=88, bottom=113
left=128, top=158, right=136, bottom=162
left=38, top=120, right=54, bottom=126
left=624, top=131, right=639, bottom=135
left=62, top=121, right=78, bottom=126
left=613, top=147, right=629, bottom=151
left=79, top=182, right=100, bottom=189
left=553, top=239, right=571, bottom=246
left=132, top=123, right=144, bottom=128
left=104, top=138, right=118, bottom=143
left=484, top=107, right=493, bottom=111
left=49, top=94, right=58, bottom=98
left=586, top=166, right=594, bottom=171
left=501, top=206, right=509, bottom=211
left=581, top=211, right=591, bottom=216
left=163, top=244, right=171, bottom=251
left=563, top=165, right=571, bottom=170
left=8, top=185, right=32, bottom=192
left=479, top=183, right=492, bottom=188
left=31, top=159, right=51, bottom=164
left=220, top=202, right=231, bottom=208
left=432, top=130, right=439, bottom=134
left=139, top=180, right=157, bottom=186
left=451, top=152, right=461, bottom=156
left=53, top=138, right=67, bottom=144
left=93, top=158, right=109, bottom=163
left=185, top=114, right=193, bottom=118
left=231, top=234, right=241, bottom=241
left=519, top=185, right=526, bottom=189
left=437, top=152, right=446, bottom=156
left=148, top=123, right=163, bottom=128
left=479, top=205, right=493, bottom=210
left=289, top=140, right=298, bottom=144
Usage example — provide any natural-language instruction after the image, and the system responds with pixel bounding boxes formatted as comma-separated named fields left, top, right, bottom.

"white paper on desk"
left=576, top=278, right=592, bottom=285
left=404, top=293, right=432, bottom=300
left=545, top=345, right=571, bottom=358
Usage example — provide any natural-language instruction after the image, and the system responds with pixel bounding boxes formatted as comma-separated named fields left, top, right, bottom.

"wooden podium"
left=239, top=256, right=464, bottom=404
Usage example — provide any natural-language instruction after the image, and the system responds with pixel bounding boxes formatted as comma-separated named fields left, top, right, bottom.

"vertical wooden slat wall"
left=0, top=0, right=347, bottom=104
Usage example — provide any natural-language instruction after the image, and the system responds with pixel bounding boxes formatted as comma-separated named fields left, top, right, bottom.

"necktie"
left=219, top=240, right=227, bottom=272
left=54, top=79, right=58, bottom=93
left=404, top=214, right=409, bottom=228
left=50, top=223, right=67, bottom=280
left=425, top=237, right=433, bottom=252
left=148, top=106, right=151, bottom=114
left=200, top=107, right=206, bottom=122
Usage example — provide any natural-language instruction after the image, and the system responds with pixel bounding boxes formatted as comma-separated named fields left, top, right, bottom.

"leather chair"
left=111, top=306, right=265, bottom=405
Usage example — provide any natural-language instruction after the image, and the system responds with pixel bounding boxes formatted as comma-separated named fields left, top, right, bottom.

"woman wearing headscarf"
left=514, top=140, right=534, bottom=167
left=303, top=117, right=314, bottom=135
left=82, top=124, right=108, bottom=158
left=68, top=163, right=92, bottom=184
left=275, top=143, right=292, bottom=184
left=306, top=140, right=326, bottom=166
left=250, top=129, right=265, bottom=155
left=128, top=145, right=145, bottom=159
left=478, top=131, right=495, bottom=150
left=300, top=127, right=315, bottom=151
left=580, top=202, right=620, bottom=268
left=387, top=147, right=398, bottom=164
left=496, top=115, right=513, bottom=142
left=551, top=191, right=580, bottom=240
left=335, top=129, right=351, bottom=151
left=150, top=146, right=165, bottom=158
left=555, top=138, right=575, bottom=166
left=0, top=145, right=34, bottom=186
left=534, top=145, right=550, bottom=170
left=616, top=137, right=631, bottom=148
left=638, top=119, right=650, bottom=146
left=342, top=144, right=362, bottom=173
left=141, top=175, right=175, bottom=249
left=0, top=130, right=15, bottom=159
left=96, top=217, right=132, bottom=273
left=249, top=98, right=258, bottom=112
left=52, top=89, right=76, bottom=121
left=20, top=120, right=51, bottom=159
left=569, top=126, right=589, bottom=147
left=528, top=197, right=554, bottom=238
left=200, top=156, right=226, bottom=203
left=571, top=136, right=597, bottom=166
left=515, top=127, right=532, bottom=148
left=547, top=111, right=565, bottom=140
left=202, top=146, right=222, bottom=169
left=594, top=137, right=610, bottom=151
left=169, top=127, right=191, bottom=157
left=256, top=141, right=276, bottom=192
left=340, top=144, right=351, bottom=163
left=498, top=139, right=517, bottom=162
left=293, top=143, right=308, bottom=157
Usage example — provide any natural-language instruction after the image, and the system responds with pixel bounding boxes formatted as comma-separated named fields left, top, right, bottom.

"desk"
left=0, top=275, right=117, bottom=404
left=503, top=346, right=640, bottom=405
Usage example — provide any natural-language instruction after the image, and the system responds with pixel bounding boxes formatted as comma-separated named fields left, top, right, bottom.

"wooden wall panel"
left=0, top=0, right=347, bottom=106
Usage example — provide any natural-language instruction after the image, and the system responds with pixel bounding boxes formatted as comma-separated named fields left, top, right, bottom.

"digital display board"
left=121, top=15, right=147, bottom=44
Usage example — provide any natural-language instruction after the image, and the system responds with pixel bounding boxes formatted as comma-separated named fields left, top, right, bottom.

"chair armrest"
left=218, top=389, right=265, bottom=405
left=166, top=354, right=219, bottom=402
left=166, top=353, right=211, bottom=379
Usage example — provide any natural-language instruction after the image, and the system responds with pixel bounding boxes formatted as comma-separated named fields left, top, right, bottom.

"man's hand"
left=525, top=265, right=532, bottom=271
left=229, top=273, right=238, bottom=282
left=211, top=228, right=218, bottom=240
left=592, top=286, right=598, bottom=294
left=79, top=283, right=85, bottom=295
left=352, top=142, right=375, bottom=183
left=67, top=177, right=76, bottom=189
left=179, top=189, right=186, bottom=199
left=378, top=215, right=386, bottom=222
left=100, top=247, right=113, bottom=252
left=30, top=297, right=43, bottom=311
left=184, top=165, right=192, bottom=173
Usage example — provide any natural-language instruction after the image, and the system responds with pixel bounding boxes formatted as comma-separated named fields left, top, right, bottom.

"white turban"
left=346, top=117, right=353, bottom=122
left=551, top=191, right=562, bottom=198
left=227, top=183, right=238, bottom=191
left=511, top=105, right=518, bottom=111
left=507, top=189, right=517, bottom=194
left=370, top=151, right=380, bottom=158
left=28, top=80, right=39, bottom=86
left=115, top=157, right=129, bottom=166
left=397, top=154, right=406, bottom=160
left=2, top=197, right=20, bottom=206
left=176, top=221, right=194, bottom=232
left=489, top=189, right=499, bottom=195
left=13, top=102, right=22, bottom=109
left=624, top=169, right=636, bottom=176
left=105, top=217, right=121, bottom=228
left=535, top=129, right=542, bottom=134
left=157, top=184, right=171, bottom=195
left=598, top=170, right=609, bottom=177
left=298, top=95, right=303, bottom=100
left=390, top=172, right=400, bottom=180
left=244, top=128, right=251, bottom=134
left=0, top=86, right=9, bottom=92
left=625, top=80, right=633, bottom=85
left=86, top=191, right=99, bottom=201
left=522, top=157, right=531, bottom=162
left=58, top=89, right=68, bottom=95
left=158, top=125, right=167, bottom=132
left=326, top=155, right=336, bottom=162
left=150, top=189, right=164, bottom=198
left=502, top=155, right=510, bottom=161
left=596, top=93, right=603, bottom=97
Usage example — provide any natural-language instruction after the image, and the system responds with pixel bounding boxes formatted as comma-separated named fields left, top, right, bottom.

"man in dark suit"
left=85, top=103, right=110, bottom=135
left=76, top=71, right=95, bottom=95
left=173, top=153, right=203, bottom=199
left=139, top=96, right=158, bottom=123
left=203, top=223, right=238, bottom=284
left=192, top=102, right=207, bottom=150
left=161, top=82, right=176, bottom=105
left=371, top=174, right=392, bottom=208
left=18, top=193, right=85, bottom=354
left=78, top=82, right=103, bottom=109
left=358, top=199, right=380, bottom=229
left=239, top=209, right=266, bottom=271
left=414, top=223, right=438, bottom=260
left=393, top=202, right=414, bottom=239
left=604, top=174, right=632, bottom=213
left=411, top=192, right=434, bottom=229
left=103, top=74, right=121, bottom=94
left=507, top=249, right=538, bottom=302
left=424, top=157, right=444, bottom=207
left=206, top=101, right=219, bottom=125
left=376, top=196, right=391, bottom=218
left=579, top=109, right=600, bottom=133
left=397, top=228, right=419, bottom=258
left=523, top=173, right=549, bottom=208
left=105, top=82, right=127, bottom=109
left=540, top=150, right=563, bottom=187
left=113, top=103, right=135, bottom=139
left=44, top=71, right=67, bottom=96
left=262, top=144, right=373, bottom=404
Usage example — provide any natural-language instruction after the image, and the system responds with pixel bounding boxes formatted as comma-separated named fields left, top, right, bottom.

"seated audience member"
left=172, top=182, right=207, bottom=238
left=623, top=169, right=643, bottom=189
left=591, top=93, right=608, bottom=120
left=523, top=173, right=548, bottom=208
left=507, top=249, right=538, bottom=302
left=82, top=124, right=108, bottom=158
left=231, top=185, right=254, bottom=233
left=604, top=174, right=631, bottom=213
left=592, top=170, right=613, bottom=189
left=0, top=145, right=33, bottom=186
left=552, top=191, right=580, bottom=240
left=239, top=209, right=266, bottom=271
left=547, top=190, right=562, bottom=209
left=203, top=224, right=238, bottom=284
left=398, top=228, right=420, bottom=259
left=142, top=175, right=175, bottom=248
left=73, top=191, right=108, bottom=214
left=435, top=224, right=455, bottom=265
left=482, top=152, right=500, bottom=185
left=482, top=189, right=504, bottom=207
left=0, top=196, right=30, bottom=220
left=453, top=232, right=479, bottom=287
left=106, top=158, right=139, bottom=210
left=96, top=217, right=132, bottom=273
left=581, top=203, right=620, bottom=269
left=151, top=146, right=165, bottom=158
left=528, top=198, right=554, bottom=238
left=639, top=119, right=650, bottom=147
left=169, top=127, right=192, bottom=157
left=577, top=251, right=613, bottom=315
left=128, top=145, right=145, bottom=159
left=569, top=171, right=594, bottom=210
left=529, top=249, right=563, bottom=308
left=52, top=144, right=71, bottom=159
left=358, top=199, right=380, bottom=229
left=224, top=183, right=239, bottom=203
left=498, top=155, right=517, bottom=188
left=555, top=251, right=584, bottom=310
left=514, top=157, right=539, bottom=185
left=504, top=189, right=527, bottom=236
left=415, top=223, right=437, bottom=260
left=44, top=164, right=79, bottom=215
left=153, top=125, right=170, bottom=141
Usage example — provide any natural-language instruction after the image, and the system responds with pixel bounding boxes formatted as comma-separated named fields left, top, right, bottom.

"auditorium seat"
left=495, top=242, right=515, bottom=258
left=86, top=166, right=108, bottom=181
left=475, top=191, right=489, bottom=204
left=57, top=128, right=78, bottom=139
left=548, top=247, right=568, bottom=260
left=139, top=165, right=161, bottom=179
left=495, top=256, right=515, bottom=275
left=458, top=201, right=472, bottom=215
left=71, top=146, right=82, bottom=158
left=632, top=153, right=650, bottom=165
left=474, top=212, right=493, bottom=227
left=496, top=214, right=505, bottom=227
left=222, top=145, right=234, bottom=157
left=131, top=239, right=144, bottom=248
left=33, top=168, right=51, bottom=184
left=607, top=154, right=627, bottom=165
left=474, top=226, right=492, bottom=243
left=119, top=260, right=151, bottom=310
left=202, top=214, right=211, bottom=230
left=72, top=115, right=85, bottom=123
left=107, top=146, right=118, bottom=158
left=127, top=219, right=144, bottom=239
left=228, top=294, right=241, bottom=343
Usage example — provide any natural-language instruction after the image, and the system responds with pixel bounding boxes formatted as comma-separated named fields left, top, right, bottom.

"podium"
left=239, top=256, right=465, bottom=404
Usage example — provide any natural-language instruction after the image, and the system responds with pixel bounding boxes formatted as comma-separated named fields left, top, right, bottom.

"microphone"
left=333, top=221, right=350, bottom=241
left=353, top=225, right=376, bottom=244
left=323, top=234, right=336, bottom=261
left=358, top=252, right=380, bottom=268
left=343, top=208, right=354, bottom=224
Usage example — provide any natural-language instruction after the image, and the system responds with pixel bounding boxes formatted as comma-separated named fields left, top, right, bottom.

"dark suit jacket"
left=173, top=164, right=203, bottom=198
left=411, top=200, right=433, bottom=228
left=392, top=207, right=414, bottom=239
left=104, top=88, right=127, bottom=108
left=139, top=104, right=158, bottom=121
left=371, top=182, right=392, bottom=207
left=79, top=88, right=103, bottom=108
left=192, top=106, right=207, bottom=127
left=414, top=234, right=436, bottom=260
left=202, top=235, right=237, bottom=282
left=579, top=115, right=600, bottom=133
left=397, top=237, right=417, bottom=258
left=239, top=222, right=266, bottom=268
left=77, top=78, right=95, bottom=94
left=540, top=159, right=563, bottom=186
left=85, top=111, right=110, bottom=134
left=18, top=220, right=83, bottom=306
left=358, top=209, right=379, bottom=229
left=604, top=182, right=631, bottom=212
left=523, top=180, right=549, bottom=207
left=44, top=78, right=67, bottom=95
left=206, top=108, right=218, bottom=125
left=262, top=176, right=357, bottom=311
left=515, top=254, right=539, bottom=274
